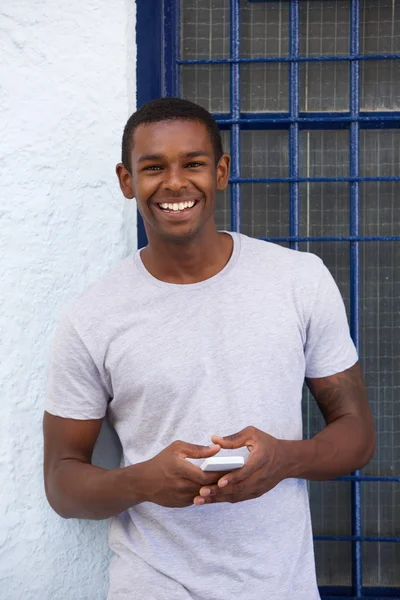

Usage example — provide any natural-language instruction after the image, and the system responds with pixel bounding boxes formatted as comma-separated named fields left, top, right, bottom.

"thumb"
left=175, top=442, right=221, bottom=459
left=211, top=427, right=254, bottom=449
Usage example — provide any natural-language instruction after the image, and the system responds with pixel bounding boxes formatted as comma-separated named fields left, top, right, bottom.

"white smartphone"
left=200, top=456, right=245, bottom=472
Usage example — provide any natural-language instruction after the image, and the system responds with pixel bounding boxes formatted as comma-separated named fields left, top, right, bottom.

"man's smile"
left=153, top=197, right=202, bottom=216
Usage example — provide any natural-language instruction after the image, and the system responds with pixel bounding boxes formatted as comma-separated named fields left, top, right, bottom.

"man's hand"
left=44, top=412, right=225, bottom=518
left=193, top=427, right=287, bottom=505
left=139, top=441, right=225, bottom=508
left=193, top=363, right=375, bottom=507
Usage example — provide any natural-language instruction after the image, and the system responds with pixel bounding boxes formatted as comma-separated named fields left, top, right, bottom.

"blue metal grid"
left=136, top=0, right=400, bottom=597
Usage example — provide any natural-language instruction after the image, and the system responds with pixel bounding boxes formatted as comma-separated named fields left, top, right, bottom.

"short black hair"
left=121, top=97, right=224, bottom=172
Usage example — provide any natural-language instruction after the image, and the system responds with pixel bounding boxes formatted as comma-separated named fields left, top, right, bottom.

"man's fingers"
left=194, top=492, right=253, bottom=505
left=217, top=461, right=257, bottom=487
left=198, top=465, right=256, bottom=498
left=175, top=441, right=220, bottom=459
left=174, top=445, right=225, bottom=485
left=195, top=472, right=262, bottom=505
left=198, top=457, right=260, bottom=497
left=199, top=483, right=221, bottom=497
left=211, top=426, right=255, bottom=449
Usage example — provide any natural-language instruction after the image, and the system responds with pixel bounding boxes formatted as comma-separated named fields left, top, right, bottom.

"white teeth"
left=159, top=200, right=197, bottom=211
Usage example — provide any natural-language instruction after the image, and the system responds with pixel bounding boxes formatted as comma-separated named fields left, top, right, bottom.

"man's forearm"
left=46, top=460, right=147, bottom=520
left=284, top=415, right=375, bottom=481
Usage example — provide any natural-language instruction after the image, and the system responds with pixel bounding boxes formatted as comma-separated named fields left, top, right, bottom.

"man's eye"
left=143, top=165, right=162, bottom=172
left=186, top=162, right=203, bottom=168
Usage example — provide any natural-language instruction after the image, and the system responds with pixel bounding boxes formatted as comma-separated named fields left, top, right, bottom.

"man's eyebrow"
left=137, top=153, right=165, bottom=164
left=137, top=150, right=212, bottom=164
left=184, top=151, right=212, bottom=159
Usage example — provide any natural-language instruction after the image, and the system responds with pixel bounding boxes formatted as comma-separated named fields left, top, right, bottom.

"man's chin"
left=151, top=219, right=204, bottom=242
left=160, top=227, right=200, bottom=243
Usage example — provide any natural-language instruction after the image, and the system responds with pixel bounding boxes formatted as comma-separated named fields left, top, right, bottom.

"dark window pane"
left=241, top=63, right=289, bottom=112
left=241, top=130, right=289, bottom=178
left=241, top=1, right=289, bottom=58
left=360, top=0, right=400, bottom=55
left=361, top=60, right=400, bottom=110
left=361, top=132, right=400, bottom=236
left=363, top=482, right=400, bottom=537
left=181, top=65, right=230, bottom=113
left=363, top=543, right=400, bottom=586
left=299, top=183, right=350, bottom=238
left=314, top=541, right=352, bottom=586
left=240, top=183, right=289, bottom=239
left=300, top=62, right=350, bottom=112
left=361, top=182, right=400, bottom=237
left=361, top=130, right=400, bottom=178
left=310, top=481, right=351, bottom=536
left=300, top=130, right=349, bottom=177
left=299, top=1, right=350, bottom=57
left=181, top=0, right=230, bottom=59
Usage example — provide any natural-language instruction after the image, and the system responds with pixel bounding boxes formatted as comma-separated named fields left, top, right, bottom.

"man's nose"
left=163, top=167, right=188, bottom=193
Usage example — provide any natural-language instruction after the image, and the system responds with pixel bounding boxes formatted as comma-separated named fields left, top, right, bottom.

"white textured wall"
left=0, top=1, right=136, bottom=598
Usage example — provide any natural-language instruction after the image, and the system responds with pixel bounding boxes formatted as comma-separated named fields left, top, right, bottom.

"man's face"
left=117, top=120, right=230, bottom=242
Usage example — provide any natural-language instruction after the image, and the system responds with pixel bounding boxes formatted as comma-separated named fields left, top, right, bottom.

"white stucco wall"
left=0, top=1, right=136, bottom=598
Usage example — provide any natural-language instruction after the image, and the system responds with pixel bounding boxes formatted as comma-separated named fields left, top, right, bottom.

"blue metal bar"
left=162, top=0, right=179, bottom=96
left=337, top=475, right=400, bottom=482
left=215, top=115, right=400, bottom=124
left=289, top=0, right=299, bottom=250
left=230, top=176, right=400, bottom=183
left=175, top=0, right=181, bottom=91
left=136, top=0, right=162, bottom=105
left=320, top=586, right=400, bottom=599
left=262, top=236, right=400, bottom=243
left=136, top=0, right=163, bottom=249
left=175, top=0, right=181, bottom=94
left=315, top=535, right=400, bottom=543
left=322, top=597, right=399, bottom=600
left=178, top=54, right=400, bottom=64
left=214, top=110, right=400, bottom=119
left=349, top=2, right=362, bottom=595
left=230, top=0, right=240, bottom=232
left=215, top=113, right=400, bottom=131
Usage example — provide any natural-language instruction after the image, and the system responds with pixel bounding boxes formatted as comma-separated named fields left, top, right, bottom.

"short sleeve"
left=304, top=262, right=358, bottom=378
left=45, top=313, right=110, bottom=419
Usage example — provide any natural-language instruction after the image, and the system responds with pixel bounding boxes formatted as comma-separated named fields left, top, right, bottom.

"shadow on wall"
left=92, top=419, right=122, bottom=470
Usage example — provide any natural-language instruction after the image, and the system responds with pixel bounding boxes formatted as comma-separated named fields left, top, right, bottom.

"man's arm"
left=43, top=413, right=146, bottom=519
left=291, top=360, right=375, bottom=479
left=194, top=362, right=375, bottom=504
left=43, top=412, right=222, bottom=519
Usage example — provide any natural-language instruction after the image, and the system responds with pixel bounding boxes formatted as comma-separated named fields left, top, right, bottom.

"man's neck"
left=140, top=228, right=234, bottom=285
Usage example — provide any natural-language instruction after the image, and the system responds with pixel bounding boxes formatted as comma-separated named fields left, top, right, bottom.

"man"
left=44, top=97, right=375, bottom=600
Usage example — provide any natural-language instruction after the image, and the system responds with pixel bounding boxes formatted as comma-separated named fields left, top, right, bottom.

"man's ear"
left=116, top=163, right=135, bottom=199
left=216, top=154, right=230, bottom=191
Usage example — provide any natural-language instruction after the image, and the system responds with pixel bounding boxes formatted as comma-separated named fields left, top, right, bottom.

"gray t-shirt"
left=46, top=232, right=358, bottom=600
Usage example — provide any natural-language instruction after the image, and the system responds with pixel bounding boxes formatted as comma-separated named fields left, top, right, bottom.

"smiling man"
left=43, top=98, right=375, bottom=600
